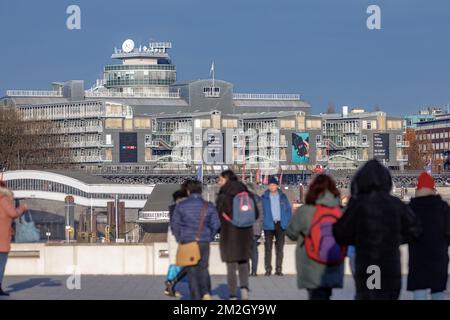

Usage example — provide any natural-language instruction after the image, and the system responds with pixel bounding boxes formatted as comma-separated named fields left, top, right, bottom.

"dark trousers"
left=186, top=242, right=211, bottom=300
left=264, top=222, right=285, bottom=273
left=307, top=288, right=332, bottom=300
left=0, top=253, right=7, bottom=284
left=226, top=261, right=249, bottom=297
left=250, top=236, right=260, bottom=274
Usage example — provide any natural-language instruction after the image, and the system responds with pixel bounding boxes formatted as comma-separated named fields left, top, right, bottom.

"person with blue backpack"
left=261, top=176, right=292, bottom=276
left=216, top=170, right=259, bottom=300
left=286, top=174, right=345, bottom=300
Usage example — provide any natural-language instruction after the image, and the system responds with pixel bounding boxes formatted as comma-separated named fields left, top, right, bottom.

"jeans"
left=226, top=261, right=249, bottom=298
left=250, top=236, right=260, bottom=274
left=414, top=289, right=446, bottom=300
left=0, top=253, right=7, bottom=284
left=264, top=223, right=285, bottom=273
left=307, top=288, right=332, bottom=300
left=186, top=242, right=211, bottom=300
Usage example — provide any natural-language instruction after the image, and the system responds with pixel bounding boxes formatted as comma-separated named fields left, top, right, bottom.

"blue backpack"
left=223, top=191, right=256, bottom=228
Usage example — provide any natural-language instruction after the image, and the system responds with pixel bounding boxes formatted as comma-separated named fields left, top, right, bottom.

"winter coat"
left=252, top=193, right=264, bottom=237
left=407, top=193, right=450, bottom=292
left=261, top=189, right=292, bottom=231
left=332, top=160, right=421, bottom=297
left=0, top=195, right=23, bottom=253
left=216, top=180, right=259, bottom=262
left=171, top=193, right=220, bottom=243
left=286, top=191, right=345, bottom=289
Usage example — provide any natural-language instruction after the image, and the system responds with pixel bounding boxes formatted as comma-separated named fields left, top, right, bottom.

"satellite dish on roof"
left=122, top=39, right=135, bottom=53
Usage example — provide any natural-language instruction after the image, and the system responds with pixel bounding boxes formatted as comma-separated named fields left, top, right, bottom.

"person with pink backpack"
left=286, top=174, right=345, bottom=300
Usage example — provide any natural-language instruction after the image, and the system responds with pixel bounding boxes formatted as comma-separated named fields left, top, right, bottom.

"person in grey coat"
left=247, top=182, right=264, bottom=276
left=286, top=174, right=344, bottom=300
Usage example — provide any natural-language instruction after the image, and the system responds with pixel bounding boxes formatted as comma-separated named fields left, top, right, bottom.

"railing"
left=86, top=91, right=180, bottom=99
left=204, top=92, right=220, bottom=98
left=6, top=90, right=63, bottom=97
left=233, top=93, right=301, bottom=100
left=396, top=141, right=410, bottom=148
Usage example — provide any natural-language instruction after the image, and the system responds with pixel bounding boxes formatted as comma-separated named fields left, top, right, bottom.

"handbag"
left=15, top=210, right=41, bottom=243
left=176, top=202, right=208, bottom=267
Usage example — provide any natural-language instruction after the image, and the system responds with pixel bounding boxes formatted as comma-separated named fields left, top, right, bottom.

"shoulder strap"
left=195, top=201, right=209, bottom=241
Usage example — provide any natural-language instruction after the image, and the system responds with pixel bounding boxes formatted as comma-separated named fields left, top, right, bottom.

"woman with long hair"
left=286, top=174, right=344, bottom=300
left=216, top=170, right=258, bottom=300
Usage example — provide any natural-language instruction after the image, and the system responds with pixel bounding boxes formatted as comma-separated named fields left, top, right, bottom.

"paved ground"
left=1, top=275, right=449, bottom=300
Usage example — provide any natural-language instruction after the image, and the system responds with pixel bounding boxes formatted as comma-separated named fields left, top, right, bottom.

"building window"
left=362, top=135, right=367, bottom=144
left=203, top=87, right=220, bottom=98
left=316, top=135, right=322, bottom=144
left=396, top=135, right=402, bottom=143
left=194, top=135, right=201, bottom=145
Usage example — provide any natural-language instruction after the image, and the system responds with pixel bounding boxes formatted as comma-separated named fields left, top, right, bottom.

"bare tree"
left=405, top=128, right=432, bottom=170
left=0, top=107, right=73, bottom=170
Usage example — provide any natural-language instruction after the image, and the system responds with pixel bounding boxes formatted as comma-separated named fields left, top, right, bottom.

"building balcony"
left=396, top=141, right=410, bottom=148
left=73, top=156, right=104, bottom=163
left=396, top=155, right=409, bottom=162
left=204, top=92, right=220, bottom=98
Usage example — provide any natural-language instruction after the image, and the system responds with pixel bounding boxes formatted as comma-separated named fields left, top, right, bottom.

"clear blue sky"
left=1, top=0, right=449, bottom=116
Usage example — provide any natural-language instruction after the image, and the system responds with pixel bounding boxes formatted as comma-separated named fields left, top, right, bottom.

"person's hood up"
left=316, top=190, right=340, bottom=207
left=351, top=159, right=392, bottom=196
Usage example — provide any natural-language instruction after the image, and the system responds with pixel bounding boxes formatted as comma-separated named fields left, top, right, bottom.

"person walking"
left=165, top=189, right=188, bottom=297
left=333, top=159, right=421, bottom=300
left=286, top=174, right=345, bottom=300
left=0, top=181, right=28, bottom=296
left=216, top=170, right=258, bottom=300
left=261, top=176, right=292, bottom=276
left=171, top=180, right=220, bottom=300
left=246, top=182, right=264, bottom=277
left=407, top=172, right=450, bottom=300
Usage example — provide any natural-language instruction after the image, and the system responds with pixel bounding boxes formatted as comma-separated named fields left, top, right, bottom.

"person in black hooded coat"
left=407, top=172, right=450, bottom=299
left=332, top=159, right=421, bottom=300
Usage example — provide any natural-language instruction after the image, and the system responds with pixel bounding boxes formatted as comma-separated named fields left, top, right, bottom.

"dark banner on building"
left=373, top=133, right=390, bottom=161
left=206, top=132, right=224, bottom=164
left=119, top=132, right=138, bottom=163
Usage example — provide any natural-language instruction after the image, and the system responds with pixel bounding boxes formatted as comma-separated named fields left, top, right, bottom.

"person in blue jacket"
left=261, top=176, right=292, bottom=276
left=171, top=179, right=221, bottom=300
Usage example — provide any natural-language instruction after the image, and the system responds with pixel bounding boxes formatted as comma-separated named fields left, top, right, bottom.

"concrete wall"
left=6, top=243, right=450, bottom=276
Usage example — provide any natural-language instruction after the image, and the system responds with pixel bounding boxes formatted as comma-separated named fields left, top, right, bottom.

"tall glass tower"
left=102, top=39, right=176, bottom=95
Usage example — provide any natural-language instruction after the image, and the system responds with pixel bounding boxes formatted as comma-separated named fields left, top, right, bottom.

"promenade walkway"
left=1, top=275, right=449, bottom=300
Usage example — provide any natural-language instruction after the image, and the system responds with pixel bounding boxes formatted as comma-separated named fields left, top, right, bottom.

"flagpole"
left=212, top=61, right=215, bottom=89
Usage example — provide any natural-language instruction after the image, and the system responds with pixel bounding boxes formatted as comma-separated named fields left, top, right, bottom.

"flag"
left=210, top=61, right=215, bottom=78
left=263, top=170, right=269, bottom=185
left=426, top=160, right=432, bottom=174
left=197, top=164, right=203, bottom=182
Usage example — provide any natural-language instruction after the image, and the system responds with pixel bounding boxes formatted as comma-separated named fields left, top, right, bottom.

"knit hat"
left=268, top=176, right=279, bottom=185
left=417, top=172, right=435, bottom=190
